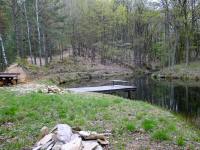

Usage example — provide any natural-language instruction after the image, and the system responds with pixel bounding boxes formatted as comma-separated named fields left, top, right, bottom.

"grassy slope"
left=0, top=90, right=200, bottom=150
left=155, top=61, right=200, bottom=80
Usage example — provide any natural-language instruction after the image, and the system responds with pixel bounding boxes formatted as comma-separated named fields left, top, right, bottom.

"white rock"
left=79, top=131, right=105, bottom=140
left=56, top=124, right=72, bottom=143
left=52, top=142, right=62, bottom=150
left=70, top=134, right=80, bottom=141
left=82, top=141, right=99, bottom=150
left=79, top=131, right=91, bottom=137
left=46, top=143, right=54, bottom=150
left=32, top=145, right=42, bottom=150
left=95, top=145, right=103, bottom=150
left=97, top=139, right=109, bottom=145
left=36, top=133, right=54, bottom=146
left=61, top=137, right=82, bottom=150
left=41, top=140, right=54, bottom=149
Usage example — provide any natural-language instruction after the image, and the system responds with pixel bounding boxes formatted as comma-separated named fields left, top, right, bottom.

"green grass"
left=177, top=136, right=185, bottom=146
left=126, top=122, right=136, bottom=132
left=152, top=129, right=170, bottom=141
left=0, top=90, right=199, bottom=149
left=142, top=119, right=157, bottom=131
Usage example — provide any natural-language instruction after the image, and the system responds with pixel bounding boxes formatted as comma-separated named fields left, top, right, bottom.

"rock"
left=40, top=126, right=49, bottom=138
left=52, top=145, right=61, bottom=150
left=82, top=141, right=99, bottom=150
left=47, top=86, right=62, bottom=93
left=32, top=146, right=42, bottom=150
left=79, top=131, right=106, bottom=140
left=52, top=141, right=63, bottom=150
left=70, top=134, right=80, bottom=141
left=95, top=146, right=103, bottom=150
left=79, top=131, right=91, bottom=137
left=33, top=124, right=110, bottom=150
left=56, top=124, right=72, bottom=143
left=46, top=143, right=54, bottom=150
left=61, top=137, right=82, bottom=150
left=36, top=133, right=54, bottom=146
left=97, top=139, right=109, bottom=145
left=41, top=140, right=54, bottom=150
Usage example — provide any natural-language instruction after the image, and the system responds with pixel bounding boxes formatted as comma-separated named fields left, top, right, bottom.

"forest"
left=0, top=0, right=199, bottom=70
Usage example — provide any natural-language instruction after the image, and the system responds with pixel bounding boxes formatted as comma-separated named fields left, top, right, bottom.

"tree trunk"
left=24, top=0, right=33, bottom=64
left=42, top=32, right=48, bottom=66
left=186, top=32, right=190, bottom=66
left=0, top=34, right=8, bottom=66
left=35, top=0, right=42, bottom=66
left=11, top=0, right=20, bottom=57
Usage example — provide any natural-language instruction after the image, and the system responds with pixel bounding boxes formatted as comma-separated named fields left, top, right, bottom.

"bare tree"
left=23, top=0, right=33, bottom=64
left=35, top=0, right=42, bottom=66
left=0, top=34, right=8, bottom=66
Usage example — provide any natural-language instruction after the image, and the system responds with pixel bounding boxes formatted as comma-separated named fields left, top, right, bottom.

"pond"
left=62, top=76, right=200, bottom=128
left=130, top=76, right=200, bottom=128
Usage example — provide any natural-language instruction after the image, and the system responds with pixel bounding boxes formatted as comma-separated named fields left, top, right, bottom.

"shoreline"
left=152, top=61, right=200, bottom=81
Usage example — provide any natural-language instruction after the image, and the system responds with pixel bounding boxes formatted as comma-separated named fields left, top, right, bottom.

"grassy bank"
left=152, top=61, right=200, bottom=81
left=0, top=90, right=200, bottom=149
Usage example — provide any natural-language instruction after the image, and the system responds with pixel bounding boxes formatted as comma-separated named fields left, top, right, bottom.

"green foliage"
left=126, top=122, right=136, bottom=132
left=176, top=136, right=185, bottom=146
left=152, top=129, right=170, bottom=141
left=142, top=118, right=157, bottom=131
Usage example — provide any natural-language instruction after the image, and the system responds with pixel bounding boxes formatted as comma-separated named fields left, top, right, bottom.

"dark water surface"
left=131, top=76, right=200, bottom=128
left=63, top=76, right=200, bottom=128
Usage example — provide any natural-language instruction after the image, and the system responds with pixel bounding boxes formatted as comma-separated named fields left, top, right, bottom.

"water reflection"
left=131, top=76, right=200, bottom=128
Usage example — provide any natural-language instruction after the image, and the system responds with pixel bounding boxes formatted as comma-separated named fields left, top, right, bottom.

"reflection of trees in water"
left=133, top=76, right=200, bottom=122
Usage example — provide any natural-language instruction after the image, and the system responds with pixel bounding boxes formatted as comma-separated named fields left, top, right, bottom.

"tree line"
left=0, top=0, right=199, bottom=70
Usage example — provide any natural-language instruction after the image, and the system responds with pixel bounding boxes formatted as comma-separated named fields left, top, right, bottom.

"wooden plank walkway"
left=68, top=85, right=136, bottom=93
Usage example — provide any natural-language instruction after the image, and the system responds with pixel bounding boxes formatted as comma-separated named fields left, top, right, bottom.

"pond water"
left=62, top=76, right=200, bottom=128
left=130, top=76, right=200, bottom=128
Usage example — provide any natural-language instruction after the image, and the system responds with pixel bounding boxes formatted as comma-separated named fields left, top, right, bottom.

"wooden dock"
left=68, top=85, right=136, bottom=93
left=0, top=73, right=20, bottom=86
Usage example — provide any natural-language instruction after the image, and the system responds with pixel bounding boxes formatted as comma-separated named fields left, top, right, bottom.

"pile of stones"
left=32, top=124, right=110, bottom=150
